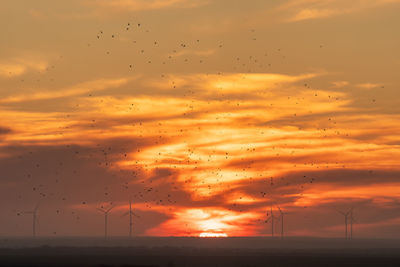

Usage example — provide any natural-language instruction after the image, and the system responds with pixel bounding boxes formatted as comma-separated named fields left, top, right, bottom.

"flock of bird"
left=4, top=19, right=374, bottom=238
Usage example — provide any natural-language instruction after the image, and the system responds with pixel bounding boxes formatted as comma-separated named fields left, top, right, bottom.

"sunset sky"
left=1, top=0, right=400, bottom=238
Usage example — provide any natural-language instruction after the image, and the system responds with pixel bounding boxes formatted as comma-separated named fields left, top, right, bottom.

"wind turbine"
left=122, top=198, right=140, bottom=238
left=97, top=205, right=114, bottom=238
left=277, top=206, right=287, bottom=239
left=265, top=207, right=278, bottom=237
left=349, top=207, right=356, bottom=240
left=24, top=204, right=39, bottom=238
left=337, top=209, right=351, bottom=239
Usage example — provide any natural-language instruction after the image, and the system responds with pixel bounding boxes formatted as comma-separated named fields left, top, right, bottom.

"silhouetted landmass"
left=0, top=237, right=399, bottom=267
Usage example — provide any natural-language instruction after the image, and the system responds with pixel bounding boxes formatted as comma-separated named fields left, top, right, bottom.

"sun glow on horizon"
left=199, top=232, right=229, bottom=238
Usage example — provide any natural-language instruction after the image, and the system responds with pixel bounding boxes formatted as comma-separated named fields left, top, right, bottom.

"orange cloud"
left=0, top=59, right=48, bottom=77
left=146, top=207, right=260, bottom=236
left=0, top=77, right=130, bottom=104
left=356, top=83, right=383, bottom=90
left=293, top=183, right=400, bottom=207
left=279, top=0, right=400, bottom=22
left=90, top=0, right=206, bottom=11
left=1, top=69, right=400, bottom=237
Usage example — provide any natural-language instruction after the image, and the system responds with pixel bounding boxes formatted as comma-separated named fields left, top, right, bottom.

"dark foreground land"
left=0, top=237, right=400, bottom=267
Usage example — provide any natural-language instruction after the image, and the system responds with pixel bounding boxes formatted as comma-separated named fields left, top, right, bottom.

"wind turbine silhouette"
left=122, top=198, right=140, bottom=238
left=97, top=204, right=114, bottom=238
left=349, top=207, right=356, bottom=239
left=277, top=206, right=287, bottom=239
left=265, top=207, right=278, bottom=237
left=337, top=209, right=351, bottom=239
left=24, top=204, right=39, bottom=238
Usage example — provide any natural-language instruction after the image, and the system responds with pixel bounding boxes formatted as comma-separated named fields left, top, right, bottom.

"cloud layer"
left=0, top=0, right=399, bottom=238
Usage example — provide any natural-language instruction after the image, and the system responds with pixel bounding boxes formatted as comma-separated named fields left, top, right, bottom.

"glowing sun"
left=199, top=232, right=228, bottom=238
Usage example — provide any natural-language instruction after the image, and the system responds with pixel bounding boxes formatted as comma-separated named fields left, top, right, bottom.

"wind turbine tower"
left=277, top=206, right=286, bottom=239
left=266, top=207, right=278, bottom=237
left=128, top=199, right=133, bottom=237
left=122, top=198, right=139, bottom=238
left=338, top=209, right=351, bottom=239
left=349, top=208, right=355, bottom=240
left=24, top=204, right=39, bottom=238
left=97, top=205, right=114, bottom=238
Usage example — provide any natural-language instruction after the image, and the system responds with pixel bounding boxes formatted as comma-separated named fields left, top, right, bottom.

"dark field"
left=0, top=237, right=400, bottom=267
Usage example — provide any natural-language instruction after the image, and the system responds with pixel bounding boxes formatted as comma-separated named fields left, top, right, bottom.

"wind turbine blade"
left=277, top=206, right=283, bottom=214
left=97, top=208, right=105, bottom=213
left=106, top=206, right=114, bottom=213
left=336, top=209, right=346, bottom=216
left=350, top=209, right=357, bottom=223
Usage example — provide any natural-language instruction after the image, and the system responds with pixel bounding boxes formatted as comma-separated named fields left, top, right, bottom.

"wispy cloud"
left=0, top=58, right=48, bottom=77
left=0, top=77, right=130, bottom=104
left=356, top=83, right=384, bottom=90
left=147, top=72, right=321, bottom=95
left=89, top=0, right=207, bottom=12
left=331, top=81, right=349, bottom=88
left=279, top=0, right=400, bottom=22
left=289, top=8, right=345, bottom=22
left=168, top=49, right=216, bottom=58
